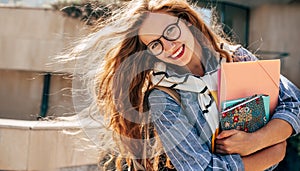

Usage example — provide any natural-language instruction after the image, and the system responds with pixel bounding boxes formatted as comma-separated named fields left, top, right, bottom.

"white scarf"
left=151, top=61, right=221, bottom=136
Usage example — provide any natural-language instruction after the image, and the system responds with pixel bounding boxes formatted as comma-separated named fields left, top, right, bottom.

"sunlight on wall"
left=0, top=0, right=56, bottom=7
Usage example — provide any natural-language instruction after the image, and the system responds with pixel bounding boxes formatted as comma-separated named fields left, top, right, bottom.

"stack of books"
left=218, top=60, right=280, bottom=132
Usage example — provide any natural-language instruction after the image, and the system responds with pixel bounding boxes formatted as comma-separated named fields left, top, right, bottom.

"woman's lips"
left=169, top=44, right=185, bottom=59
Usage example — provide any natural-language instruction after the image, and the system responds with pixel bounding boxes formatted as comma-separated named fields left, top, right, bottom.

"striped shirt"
left=148, top=47, right=300, bottom=171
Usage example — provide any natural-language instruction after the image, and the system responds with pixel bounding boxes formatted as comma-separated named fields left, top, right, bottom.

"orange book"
left=218, top=60, right=280, bottom=115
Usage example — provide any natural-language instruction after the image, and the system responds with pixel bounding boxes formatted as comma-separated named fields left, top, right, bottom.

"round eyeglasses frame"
left=146, top=17, right=181, bottom=56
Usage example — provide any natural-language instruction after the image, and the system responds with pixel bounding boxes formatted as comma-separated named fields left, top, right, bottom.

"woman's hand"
left=242, top=141, right=286, bottom=171
left=215, top=129, right=261, bottom=156
left=215, top=119, right=293, bottom=156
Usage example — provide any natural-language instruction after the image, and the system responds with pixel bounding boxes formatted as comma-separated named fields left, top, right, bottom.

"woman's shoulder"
left=147, top=88, right=180, bottom=105
left=147, top=88, right=183, bottom=113
left=148, top=88, right=180, bottom=105
left=233, top=46, right=258, bottom=62
left=221, top=43, right=258, bottom=62
left=148, top=88, right=198, bottom=107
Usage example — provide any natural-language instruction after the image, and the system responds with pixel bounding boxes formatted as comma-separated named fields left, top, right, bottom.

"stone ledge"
left=0, top=118, right=99, bottom=170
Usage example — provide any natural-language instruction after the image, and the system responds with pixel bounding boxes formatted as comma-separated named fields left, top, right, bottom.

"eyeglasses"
left=146, top=17, right=181, bottom=56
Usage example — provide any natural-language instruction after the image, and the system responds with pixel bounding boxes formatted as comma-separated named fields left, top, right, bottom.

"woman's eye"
left=166, top=25, right=176, bottom=36
left=150, top=41, right=160, bottom=49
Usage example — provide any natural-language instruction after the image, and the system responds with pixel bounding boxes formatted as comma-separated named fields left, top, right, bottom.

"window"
left=197, top=1, right=250, bottom=47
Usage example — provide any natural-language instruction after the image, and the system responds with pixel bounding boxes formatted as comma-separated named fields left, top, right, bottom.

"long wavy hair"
left=72, top=0, right=232, bottom=170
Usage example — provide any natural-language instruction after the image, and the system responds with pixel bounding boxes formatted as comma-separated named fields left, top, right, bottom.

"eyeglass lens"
left=147, top=17, right=181, bottom=56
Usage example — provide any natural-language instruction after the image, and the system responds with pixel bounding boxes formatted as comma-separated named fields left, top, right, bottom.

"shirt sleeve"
left=233, top=46, right=300, bottom=135
left=272, top=75, right=300, bottom=135
left=232, top=46, right=258, bottom=62
left=148, top=89, right=244, bottom=171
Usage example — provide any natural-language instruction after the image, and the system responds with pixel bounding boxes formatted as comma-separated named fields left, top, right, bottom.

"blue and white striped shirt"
left=148, top=47, right=300, bottom=171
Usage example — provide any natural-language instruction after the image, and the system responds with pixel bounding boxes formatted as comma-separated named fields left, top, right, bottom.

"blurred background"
left=0, top=0, right=299, bottom=170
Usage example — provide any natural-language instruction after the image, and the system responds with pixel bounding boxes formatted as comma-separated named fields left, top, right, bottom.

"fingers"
left=215, top=138, right=231, bottom=151
left=216, top=129, right=238, bottom=139
left=215, top=137, right=233, bottom=154
left=215, top=144, right=234, bottom=154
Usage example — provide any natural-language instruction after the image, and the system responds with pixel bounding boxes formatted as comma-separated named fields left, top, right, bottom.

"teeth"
left=171, top=46, right=183, bottom=58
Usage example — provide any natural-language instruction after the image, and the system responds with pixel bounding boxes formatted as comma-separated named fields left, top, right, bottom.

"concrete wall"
left=0, top=7, right=88, bottom=119
left=0, top=70, right=74, bottom=120
left=249, top=3, right=300, bottom=87
left=0, top=7, right=85, bottom=72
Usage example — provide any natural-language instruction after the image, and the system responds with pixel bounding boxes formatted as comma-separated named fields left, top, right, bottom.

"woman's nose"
left=161, top=39, right=175, bottom=52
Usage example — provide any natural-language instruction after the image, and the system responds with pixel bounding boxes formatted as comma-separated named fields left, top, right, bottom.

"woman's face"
left=139, top=13, right=197, bottom=67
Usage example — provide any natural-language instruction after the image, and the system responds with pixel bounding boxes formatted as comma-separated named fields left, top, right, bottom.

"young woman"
left=71, top=0, right=300, bottom=170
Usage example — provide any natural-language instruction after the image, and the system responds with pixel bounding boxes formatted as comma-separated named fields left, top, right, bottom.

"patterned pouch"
left=220, top=94, right=270, bottom=132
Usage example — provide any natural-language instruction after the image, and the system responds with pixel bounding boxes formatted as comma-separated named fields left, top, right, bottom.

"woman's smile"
left=169, top=44, right=185, bottom=59
left=139, top=13, right=197, bottom=68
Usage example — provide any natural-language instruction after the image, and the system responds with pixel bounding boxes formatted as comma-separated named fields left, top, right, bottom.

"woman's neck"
left=186, top=40, right=204, bottom=76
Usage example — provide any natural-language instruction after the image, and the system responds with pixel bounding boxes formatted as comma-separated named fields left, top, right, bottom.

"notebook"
left=220, top=94, right=270, bottom=132
left=218, top=60, right=280, bottom=115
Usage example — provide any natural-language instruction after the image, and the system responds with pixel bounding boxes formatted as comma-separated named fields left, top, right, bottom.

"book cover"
left=220, top=94, right=270, bottom=132
left=218, top=60, right=280, bottom=115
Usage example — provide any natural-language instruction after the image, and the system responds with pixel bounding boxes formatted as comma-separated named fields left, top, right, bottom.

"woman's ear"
left=181, top=19, right=192, bottom=27
left=179, top=14, right=192, bottom=27
left=182, top=18, right=192, bottom=27
left=187, top=22, right=192, bottom=27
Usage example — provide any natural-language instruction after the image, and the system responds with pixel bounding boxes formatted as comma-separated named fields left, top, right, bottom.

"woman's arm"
left=242, top=141, right=286, bottom=171
left=215, top=119, right=292, bottom=156
left=149, top=89, right=285, bottom=170
left=216, top=75, right=300, bottom=156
